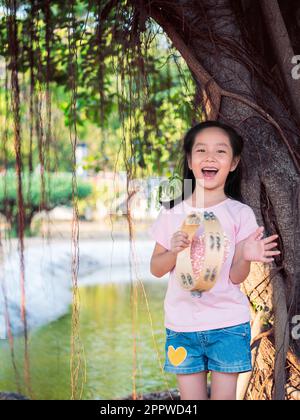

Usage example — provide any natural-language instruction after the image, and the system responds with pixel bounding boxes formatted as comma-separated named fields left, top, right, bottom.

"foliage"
left=0, top=0, right=196, bottom=177
left=0, top=169, right=93, bottom=233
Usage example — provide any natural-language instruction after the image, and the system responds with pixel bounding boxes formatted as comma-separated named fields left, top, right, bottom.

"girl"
left=148, top=121, right=280, bottom=400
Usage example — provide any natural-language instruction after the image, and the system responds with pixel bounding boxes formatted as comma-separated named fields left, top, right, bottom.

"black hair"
left=160, top=120, right=245, bottom=209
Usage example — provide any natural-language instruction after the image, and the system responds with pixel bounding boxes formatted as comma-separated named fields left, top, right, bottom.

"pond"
left=0, top=280, right=178, bottom=400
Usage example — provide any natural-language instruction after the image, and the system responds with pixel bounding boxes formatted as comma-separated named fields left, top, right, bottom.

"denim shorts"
left=164, top=322, right=252, bottom=374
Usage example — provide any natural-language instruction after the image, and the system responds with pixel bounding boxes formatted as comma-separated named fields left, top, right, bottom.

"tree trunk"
left=136, top=0, right=300, bottom=400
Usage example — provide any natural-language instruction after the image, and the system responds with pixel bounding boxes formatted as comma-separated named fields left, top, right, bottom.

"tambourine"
left=175, top=211, right=226, bottom=292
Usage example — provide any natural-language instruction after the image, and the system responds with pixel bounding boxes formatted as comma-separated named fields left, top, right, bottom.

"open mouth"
left=201, top=168, right=219, bottom=179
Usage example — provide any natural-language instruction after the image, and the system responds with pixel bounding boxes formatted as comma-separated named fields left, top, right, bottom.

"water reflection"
left=0, top=281, right=177, bottom=400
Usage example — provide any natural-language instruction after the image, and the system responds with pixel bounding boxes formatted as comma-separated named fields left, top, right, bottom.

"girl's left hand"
left=242, top=226, right=281, bottom=263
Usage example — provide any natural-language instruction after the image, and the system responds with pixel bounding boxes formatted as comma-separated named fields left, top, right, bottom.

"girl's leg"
left=210, top=371, right=239, bottom=400
left=176, top=371, right=208, bottom=400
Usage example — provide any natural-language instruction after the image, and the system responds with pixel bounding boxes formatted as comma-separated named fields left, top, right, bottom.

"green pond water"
left=0, top=281, right=177, bottom=400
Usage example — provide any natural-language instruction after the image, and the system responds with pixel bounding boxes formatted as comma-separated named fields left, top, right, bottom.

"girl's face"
left=187, top=127, right=240, bottom=190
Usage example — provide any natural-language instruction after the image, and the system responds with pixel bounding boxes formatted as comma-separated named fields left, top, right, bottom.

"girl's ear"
left=230, top=156, right=240, bottom=172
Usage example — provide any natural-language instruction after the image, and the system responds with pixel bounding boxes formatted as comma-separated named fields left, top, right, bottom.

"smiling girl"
left=148, top=121, right=280, bottom=400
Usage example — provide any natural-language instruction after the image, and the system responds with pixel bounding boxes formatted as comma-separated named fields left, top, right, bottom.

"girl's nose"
left=204, top=155, right=218, bottom=161
left=205, top=151, right=218, bottom=158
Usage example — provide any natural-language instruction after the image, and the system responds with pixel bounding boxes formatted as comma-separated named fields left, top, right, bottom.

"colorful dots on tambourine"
left=175, top=211, right=230, bottom=292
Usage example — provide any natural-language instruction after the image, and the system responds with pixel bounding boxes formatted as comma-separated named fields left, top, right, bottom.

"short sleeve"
left=147, top=207, right=172, bottom=250
left=235, top=205, right=259, bottom=244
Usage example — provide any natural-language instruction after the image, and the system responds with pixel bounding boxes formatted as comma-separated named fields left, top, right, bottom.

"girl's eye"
left=196, top=149, right=226, bottom=153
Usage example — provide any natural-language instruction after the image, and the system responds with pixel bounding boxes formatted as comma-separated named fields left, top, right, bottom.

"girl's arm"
left=229, top=239, right=251, bottom=285
left=150, top=243, right=177, bottom=278
left=150, top=231, right=190, bottom=278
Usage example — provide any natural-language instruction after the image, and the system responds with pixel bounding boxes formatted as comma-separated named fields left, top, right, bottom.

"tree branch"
left=260, top=0, right=300, bottom=122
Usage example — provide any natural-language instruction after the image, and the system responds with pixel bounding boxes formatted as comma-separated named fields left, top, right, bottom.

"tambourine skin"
left=175, top=211, right=225, bottom=292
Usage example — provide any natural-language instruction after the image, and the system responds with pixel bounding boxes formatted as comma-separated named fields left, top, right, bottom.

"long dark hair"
left=160, top=120, right=245, bottom=209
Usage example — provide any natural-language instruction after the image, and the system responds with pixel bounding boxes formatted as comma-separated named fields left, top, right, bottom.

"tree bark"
left=136, top=0, right=300, bottom=400
left=260, top=0, right=300, bottom=122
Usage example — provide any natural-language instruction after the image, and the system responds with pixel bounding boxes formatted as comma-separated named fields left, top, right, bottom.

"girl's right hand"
left=170, top=231, right=191, bottom=255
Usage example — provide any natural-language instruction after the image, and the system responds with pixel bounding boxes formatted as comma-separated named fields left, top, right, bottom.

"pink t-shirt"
left=148, top=197, right=259, bottom=332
